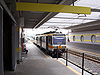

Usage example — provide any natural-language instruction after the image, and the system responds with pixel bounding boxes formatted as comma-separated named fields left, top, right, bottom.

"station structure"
left=0, top=0, right=100, bottom=75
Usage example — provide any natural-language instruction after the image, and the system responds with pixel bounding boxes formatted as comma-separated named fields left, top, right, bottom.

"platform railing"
left=61, top=49, right=100, bottom=75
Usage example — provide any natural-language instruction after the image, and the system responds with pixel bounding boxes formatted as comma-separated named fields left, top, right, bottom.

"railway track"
left=63, top=50, right=100, bottom=64
left=61, top=49, right=100, bottom=75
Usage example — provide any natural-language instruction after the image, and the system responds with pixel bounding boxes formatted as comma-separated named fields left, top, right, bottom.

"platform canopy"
left=39, top=0, right=100, bottom=30
left=15, top=0, right=100, bottom=29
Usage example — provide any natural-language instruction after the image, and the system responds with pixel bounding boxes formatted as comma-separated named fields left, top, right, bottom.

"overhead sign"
left=16, top=2, right=91, bottom=14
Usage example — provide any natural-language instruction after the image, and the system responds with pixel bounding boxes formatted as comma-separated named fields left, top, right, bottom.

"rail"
left=61, top=49, right=100, bottom=75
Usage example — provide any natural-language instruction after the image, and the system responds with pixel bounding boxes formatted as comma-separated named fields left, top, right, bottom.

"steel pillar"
left=12, top=24, right=17, bottom=70
left=0, top=5, right=4, bottom=75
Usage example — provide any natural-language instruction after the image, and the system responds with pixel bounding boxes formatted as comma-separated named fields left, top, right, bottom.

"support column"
left=0, top=5, right=4, bottom=75
left=16, top=26, right=22, bottom=64
left=12, top=24, right=17, bottom=70
left=3, top=10, right=12, bottom=71
left=16, top=17, right=24, bottom=63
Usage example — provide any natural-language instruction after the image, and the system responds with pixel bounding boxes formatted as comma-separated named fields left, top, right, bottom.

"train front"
left=52, top=34, right=66, bottom=57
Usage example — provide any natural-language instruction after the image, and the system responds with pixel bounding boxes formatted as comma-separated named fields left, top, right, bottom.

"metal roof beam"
left=0, top=0, right=16, bottom=23
left=92, top=9, right=100, bottom=12
left=53, top=17, right=99, bottom=20
left=64, top=20, right=100, bottom=29
left=16, top=2, right=91, bottom=14
left=46, top=22, right=80, bottom=24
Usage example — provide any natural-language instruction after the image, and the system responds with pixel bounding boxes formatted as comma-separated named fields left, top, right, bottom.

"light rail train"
left=34, top=30, right=100, bottom=57
left=34, top=32, right=66, bottom=57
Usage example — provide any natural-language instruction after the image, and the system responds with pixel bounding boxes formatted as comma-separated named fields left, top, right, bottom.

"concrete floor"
left=5, top=41, right=77, bottom=75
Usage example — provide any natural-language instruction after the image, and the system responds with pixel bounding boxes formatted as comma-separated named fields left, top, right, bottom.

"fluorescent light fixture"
left=55, top=13, right=78, bottom=18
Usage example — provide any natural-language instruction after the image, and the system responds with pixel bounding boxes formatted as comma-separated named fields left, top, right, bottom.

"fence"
left=61, top=49, right=100, bottom=75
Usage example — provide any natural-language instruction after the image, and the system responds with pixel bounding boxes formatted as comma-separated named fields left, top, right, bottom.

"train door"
left=36, top=37, right=38, bottom=44
left=40, top=36, right=42, bottom=48
left=47, top=36, right=52, bottom=50
left=46, top=36, right=48, bottom=50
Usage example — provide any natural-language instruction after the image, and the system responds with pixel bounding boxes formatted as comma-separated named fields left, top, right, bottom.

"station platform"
left=5, top=41, right=79, bottom=75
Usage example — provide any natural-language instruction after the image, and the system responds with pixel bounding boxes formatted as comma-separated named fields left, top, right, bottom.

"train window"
left=43, top=37, right=46, bottom=42
left=48, top=36, right=52, bottom=44
left=91, top=35, right=96, bottom=43
left=80, top=35, right=84, bottom=42
left=40, top=37, right=42, bottom=41
left=42, top=37, right=44, bottom=42
left=73, top=36, right=75, bottom=41
left=67, top=38, right=70, bottom=42
left=36, top=37, right=38, bottom=40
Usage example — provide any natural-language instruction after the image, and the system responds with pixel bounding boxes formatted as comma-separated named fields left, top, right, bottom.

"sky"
left=23, top=28, right=70, bottom=38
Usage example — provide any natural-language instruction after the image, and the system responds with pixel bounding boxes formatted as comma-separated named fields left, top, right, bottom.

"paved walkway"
left=5, top=41, right=77, bottom=75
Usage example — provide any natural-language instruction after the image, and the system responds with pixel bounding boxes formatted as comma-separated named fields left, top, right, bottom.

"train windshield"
left=53, top=36, right=66, bottom=45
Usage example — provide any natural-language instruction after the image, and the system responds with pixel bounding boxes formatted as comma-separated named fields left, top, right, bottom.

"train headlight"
left=58, top=46, right=62, bottom=49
